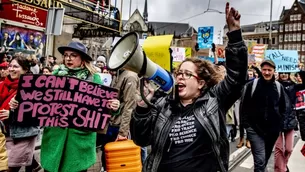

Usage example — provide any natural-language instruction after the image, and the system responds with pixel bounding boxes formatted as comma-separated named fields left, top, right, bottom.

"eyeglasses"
left=63, top=53, right=79, bottom=60
left=175, top=71, right=200, bottom=80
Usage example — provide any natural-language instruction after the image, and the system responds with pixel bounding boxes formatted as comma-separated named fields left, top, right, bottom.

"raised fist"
left=225, top=2, right=241, bottom=32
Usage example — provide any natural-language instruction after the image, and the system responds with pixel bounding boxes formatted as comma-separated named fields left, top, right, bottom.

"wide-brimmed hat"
left=58, top=41, right=92, bottom=61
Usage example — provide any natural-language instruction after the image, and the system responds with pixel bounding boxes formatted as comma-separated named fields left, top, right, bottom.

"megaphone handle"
left=138, top=51, right=148, bottom=77
left=140, top=78, right=158, bottom=111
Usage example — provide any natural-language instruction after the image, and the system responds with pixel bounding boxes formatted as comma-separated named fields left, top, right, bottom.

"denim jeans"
left=141, top=147, right=148, bottom=164
left=247, top=127, right=279, bottom=172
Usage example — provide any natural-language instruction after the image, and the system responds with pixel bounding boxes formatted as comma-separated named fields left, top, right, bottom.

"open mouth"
left=177, top=83, right=186, bottom=92
left=66, top=63, right=73, bottom=67
left=9, top=71, right=17, bottom=75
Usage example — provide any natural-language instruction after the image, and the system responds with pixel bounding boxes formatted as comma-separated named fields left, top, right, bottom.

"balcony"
left=57, top=0, right=122, bottom=39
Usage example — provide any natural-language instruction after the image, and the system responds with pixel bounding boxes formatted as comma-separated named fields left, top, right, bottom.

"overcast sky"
left=111, top=0, right=296, bottom=42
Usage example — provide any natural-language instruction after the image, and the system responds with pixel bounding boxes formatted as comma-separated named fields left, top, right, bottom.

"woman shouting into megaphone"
left=130, top=3, right=247, bottom=172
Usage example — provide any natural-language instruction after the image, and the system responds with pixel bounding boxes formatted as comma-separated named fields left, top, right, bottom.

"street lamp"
left=268, top=0, right=273, bottom=49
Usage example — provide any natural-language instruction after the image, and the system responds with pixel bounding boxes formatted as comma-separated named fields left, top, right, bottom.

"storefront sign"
left=0, top=0, right=48, bottom=27
left=18, top=0, right=63, bottom=9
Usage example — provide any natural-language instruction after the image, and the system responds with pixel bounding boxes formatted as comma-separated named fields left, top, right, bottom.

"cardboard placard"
left=142, top=35, right=173, bottom=71
left=14, top=74, right=118, bottom=131
left=265, top=50, right=299, bottom=73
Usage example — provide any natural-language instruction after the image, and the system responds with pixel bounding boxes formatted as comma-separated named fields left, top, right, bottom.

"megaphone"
left=108, top=32, right=174, bottom=92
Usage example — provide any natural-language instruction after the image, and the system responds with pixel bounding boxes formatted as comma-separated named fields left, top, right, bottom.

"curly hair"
left=178, top=58, right=223, bottom=88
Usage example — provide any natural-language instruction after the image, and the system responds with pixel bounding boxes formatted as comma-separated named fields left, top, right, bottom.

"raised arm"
left=213, top=3, right=248, bottom=111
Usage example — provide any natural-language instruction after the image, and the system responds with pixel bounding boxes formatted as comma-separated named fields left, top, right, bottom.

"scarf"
left=52, top=64, right=103, bottom=84
left=0, top=77, right=19, bottom=110
left=52, top=64, right=90, bottom=80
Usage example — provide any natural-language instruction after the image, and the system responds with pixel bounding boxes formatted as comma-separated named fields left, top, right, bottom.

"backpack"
left=251, top=78, right=281, bottom=97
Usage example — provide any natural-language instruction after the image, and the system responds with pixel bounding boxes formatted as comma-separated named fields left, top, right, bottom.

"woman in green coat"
left=10, top=41, right=120, bottom=172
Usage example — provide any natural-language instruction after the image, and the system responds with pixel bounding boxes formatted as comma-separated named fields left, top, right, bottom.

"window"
left=272, top=37, right=275, bottom=45
left=257, top=39, right=260, bottom=44
left=294, top=15, right=298, bottom=21
left=303, top=44, right=305, bottom=51
left=280, top=25, right=283, bottom=32
left=297, top=33, right=302, bottom=41
left=290, top=15, right=294, bottom=21
left=293, top=33, right=297, bottom=41
left=279, top=44, right=283, bottom=49
left=130, top=21, right=142, bottom=31
left=263, top=38, right=269, bottom=44
left=284, top=44, right=288, bottom=50
left=289, top=24, right=292, bottom=31
left=298, top=23, right=302, bottom=30
left=279, top=35, right=283, bottom=42
left=294, top=23, right=298, bottom=31
left=303, top=34, right=305, bottom=41
left=298, top=14, right=302, bottom=20
left=297, top=44, right=301, bottom=51
left=303, top=23, right=305, bottom=30
left=301, top=55, right=305, bottom=63
left=288, top=44, right=292, bottom=50
left=285, top=24, right=288, bottom=31
left=289, top=34, right=293, bottom=42
left=285, top=34, right=288, bottom=42
left=293, top=44, right=297, bottom=50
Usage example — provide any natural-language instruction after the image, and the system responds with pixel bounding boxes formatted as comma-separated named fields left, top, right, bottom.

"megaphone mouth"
left=123, top=50, right=132, bottom=59
left=108, top=32, right=139, bottom=71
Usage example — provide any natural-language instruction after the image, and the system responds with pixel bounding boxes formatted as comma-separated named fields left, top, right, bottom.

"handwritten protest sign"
left=265, top=50, right=299, bottom=73
left=172, top=47, right=192, bottom=69
left=172, top=47, right=185, bottom=62
left=198, top=26, right=214, bottom=49
left=99, top=73, right=112, bottom=87
left=14, top=75, right=118, bottom=131
left=143, top=35, right=173, bottom=71
left=185, top=47, right=192, bottom=58
left=296, top=90, right=305, bottom=110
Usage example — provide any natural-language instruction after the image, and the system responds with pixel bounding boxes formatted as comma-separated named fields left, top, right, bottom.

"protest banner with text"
left=14, top=75, right=118, bottom=131
left=265, top=50, right=300, bottom=73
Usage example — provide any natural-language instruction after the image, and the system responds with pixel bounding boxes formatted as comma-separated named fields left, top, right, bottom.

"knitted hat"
left=97, top=56, right=106, bottom=64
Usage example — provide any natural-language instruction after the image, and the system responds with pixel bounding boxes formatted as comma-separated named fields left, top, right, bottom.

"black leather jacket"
left=279, top=80, right=302, bottom=131
left=130, top=30, right=248, bottom=172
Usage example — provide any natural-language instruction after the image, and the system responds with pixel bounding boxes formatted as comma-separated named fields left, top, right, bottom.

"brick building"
left=278, top=0, right=305, bottom=62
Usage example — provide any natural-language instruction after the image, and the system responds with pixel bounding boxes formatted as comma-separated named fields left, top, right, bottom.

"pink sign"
left=172, top=47, right=185, bottom=62
left=15, top=74, right=118, bottom=131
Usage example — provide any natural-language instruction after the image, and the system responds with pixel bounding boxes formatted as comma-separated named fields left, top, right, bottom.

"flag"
left=251, top=44, right=267, bottom=62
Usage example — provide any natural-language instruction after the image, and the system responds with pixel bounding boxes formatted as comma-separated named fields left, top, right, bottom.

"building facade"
left=223, top=21, right=279, bottom=49
left=278, top=0, right=305, bottom=62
